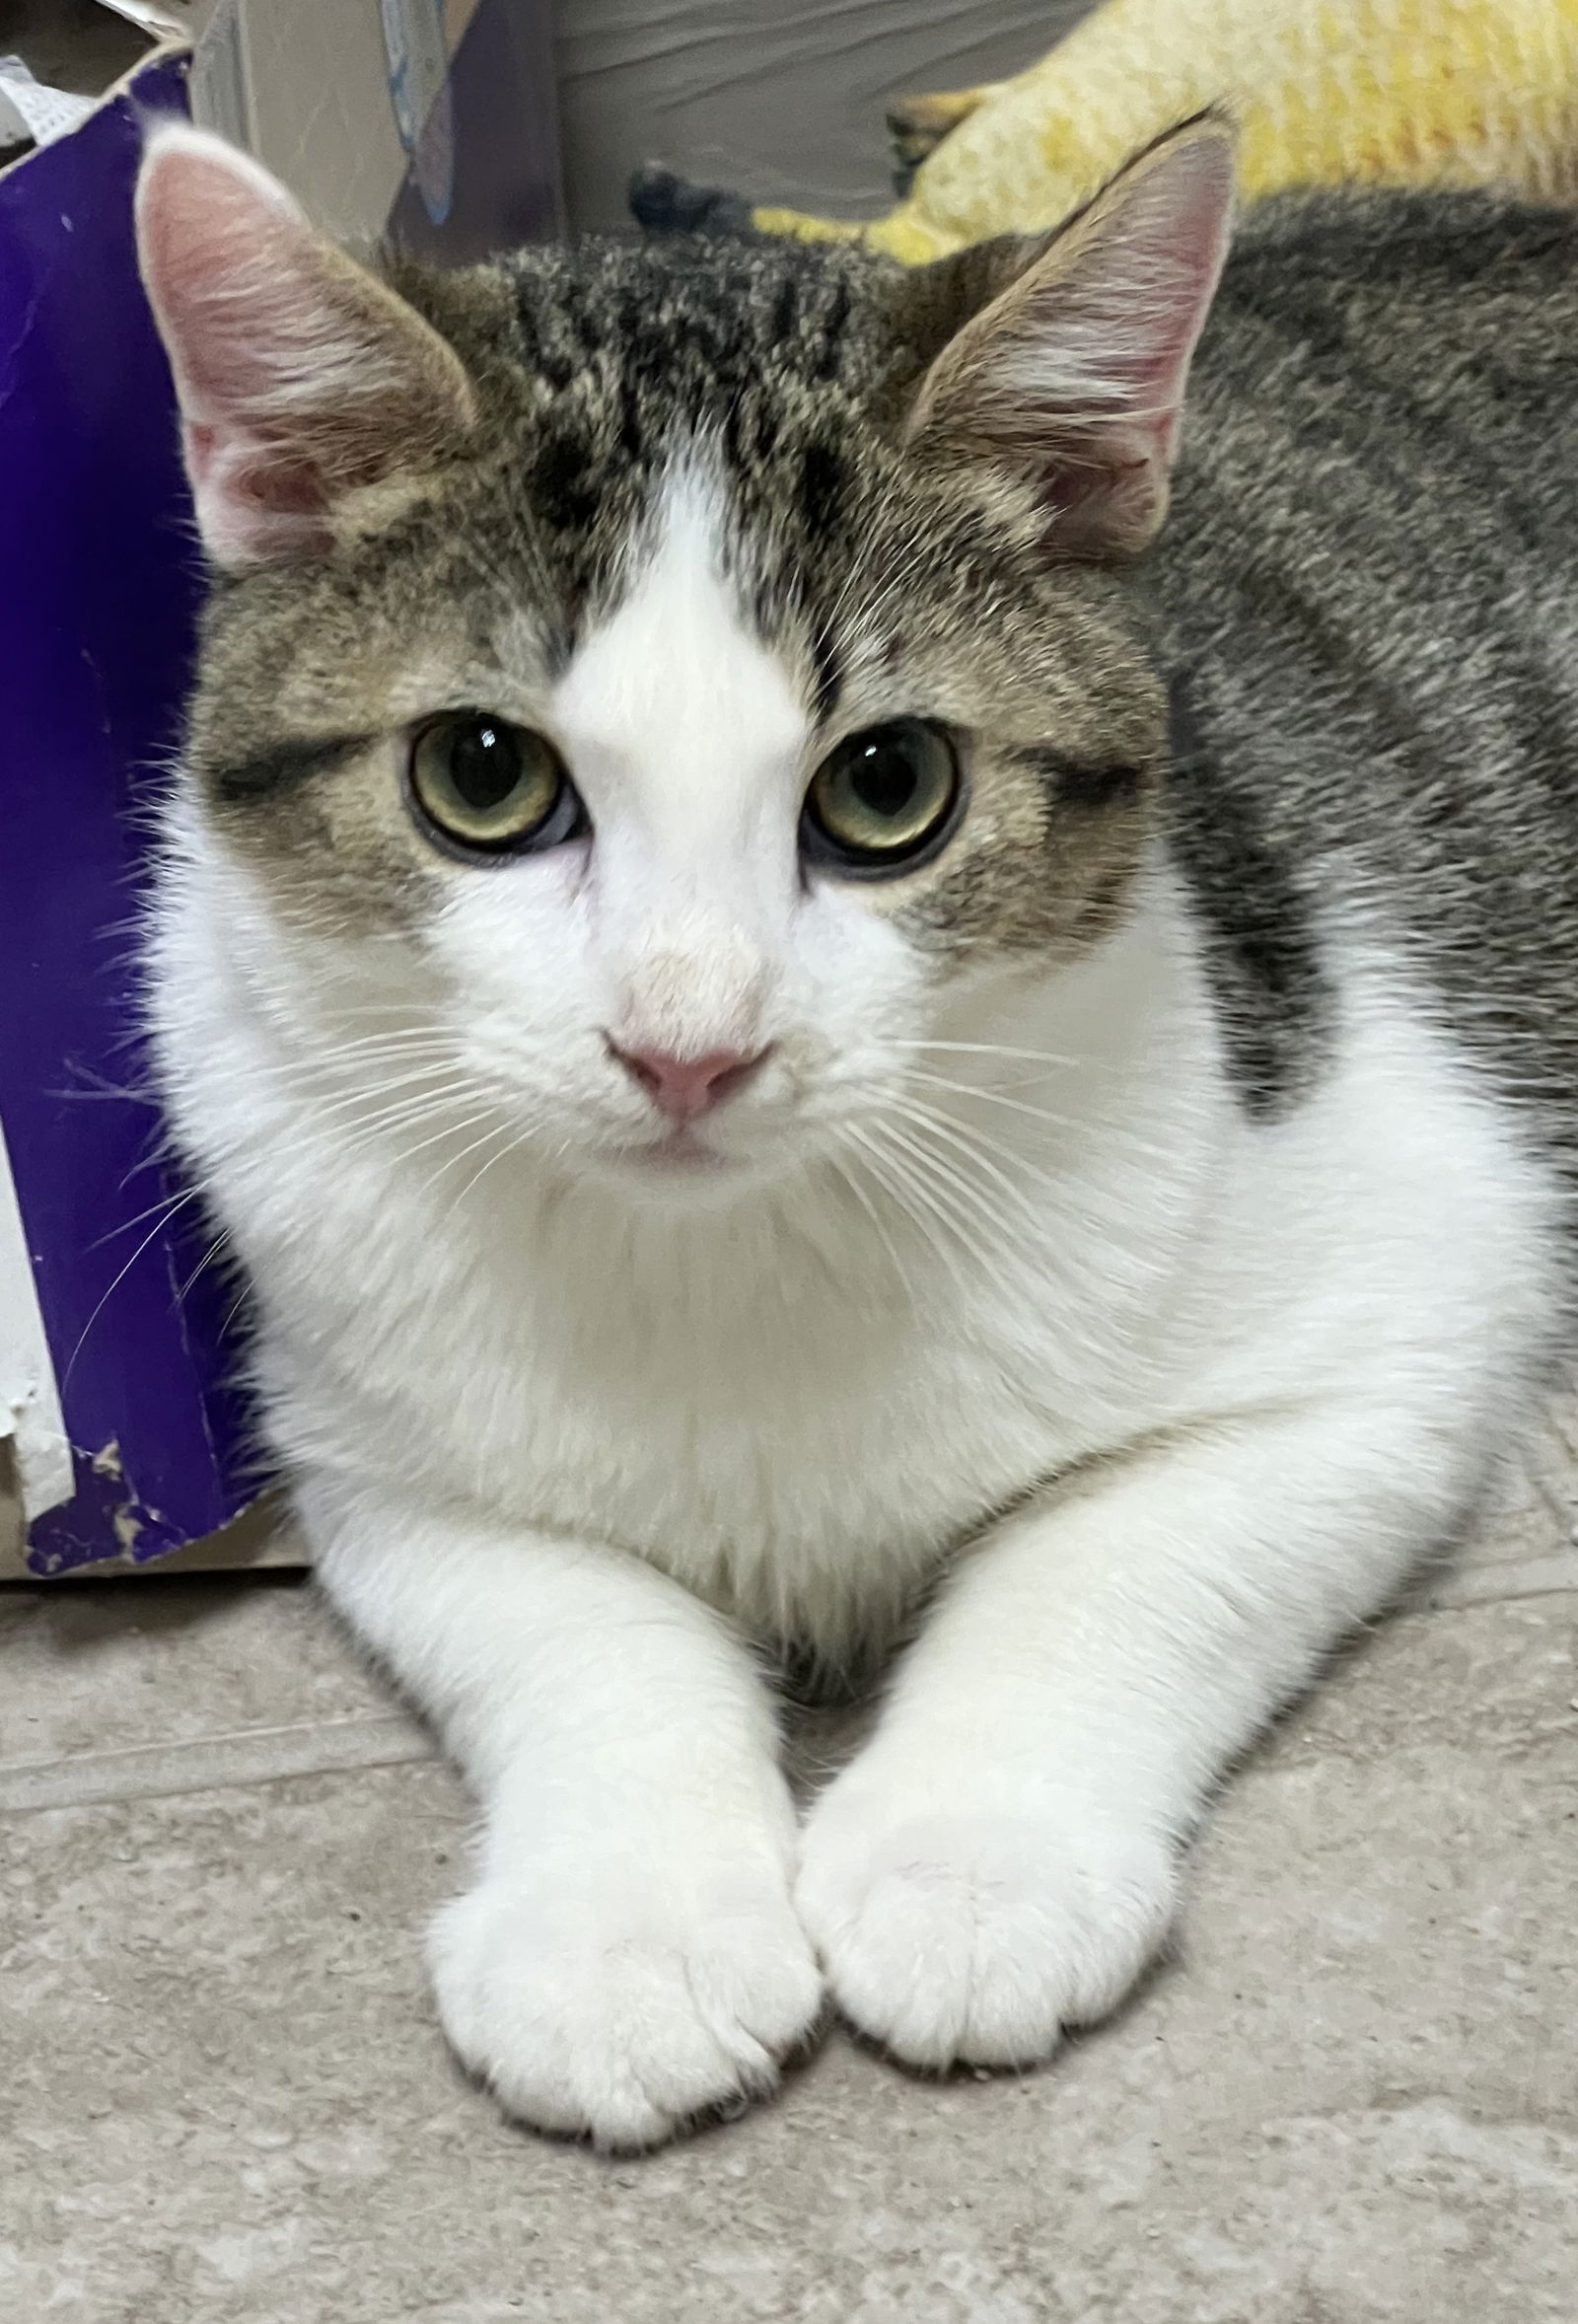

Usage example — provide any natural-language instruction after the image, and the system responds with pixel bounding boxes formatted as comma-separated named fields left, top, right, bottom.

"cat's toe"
left=795, top=1787, right=1176, bottom=2070
left=429, top=1875, right=824, bottom=2150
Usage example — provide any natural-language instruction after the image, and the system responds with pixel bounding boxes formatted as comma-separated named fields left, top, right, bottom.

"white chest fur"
left=151, top=840, right=1563, bottom=1648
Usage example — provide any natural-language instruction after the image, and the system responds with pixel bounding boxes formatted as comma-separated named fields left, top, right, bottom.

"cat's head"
left=136, top=119, right=1232, bottom=1205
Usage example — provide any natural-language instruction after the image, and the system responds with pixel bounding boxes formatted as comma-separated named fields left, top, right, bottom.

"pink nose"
left=608, top=1040, right=771, bottom=1123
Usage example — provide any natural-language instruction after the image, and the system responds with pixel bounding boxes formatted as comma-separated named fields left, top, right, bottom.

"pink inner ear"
left=137, top=136, right=355, bottom=560
left=1016, top=131, right=1235, bottom=467
left=136, top=128, right=469, bottom=566
left=1102, top=138, right=1239, bottom=469
left=913, top=124, right=1235, bottom=561
left=139, top=137, right=312, bottom=417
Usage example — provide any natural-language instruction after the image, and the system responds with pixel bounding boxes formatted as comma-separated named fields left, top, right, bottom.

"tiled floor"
left=3, top=1449, right=1576, bottom=2323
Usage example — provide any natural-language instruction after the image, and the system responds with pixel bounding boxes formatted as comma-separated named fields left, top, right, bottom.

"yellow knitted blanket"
left=750, top=0, right=1578, bottom=261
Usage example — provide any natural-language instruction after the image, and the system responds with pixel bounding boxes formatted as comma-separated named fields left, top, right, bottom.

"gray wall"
left=553, top=1, right=1093, bottom=233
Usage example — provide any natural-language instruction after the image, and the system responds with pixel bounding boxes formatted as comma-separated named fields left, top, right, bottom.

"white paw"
left=795, top=1774, right=1176, bottom=2070
left=429, top=1859, right=824, bottom=2150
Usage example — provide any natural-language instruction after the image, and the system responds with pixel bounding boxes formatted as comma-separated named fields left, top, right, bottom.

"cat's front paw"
left=795, top=1774, right=1176, bottom=2071
left=429, top=1861, right=824, bottom=2150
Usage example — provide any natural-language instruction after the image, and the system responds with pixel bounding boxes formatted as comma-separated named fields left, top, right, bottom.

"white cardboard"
left=0, top=1126, right=73, bottom=1526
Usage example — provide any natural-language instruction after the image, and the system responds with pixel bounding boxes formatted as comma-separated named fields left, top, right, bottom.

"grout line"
left=0, top=1712, right=438, bottom=1813
left=1421, top=1549, right=1578, bottom=1609
left=3, top=1560, right=1571, bottom=1816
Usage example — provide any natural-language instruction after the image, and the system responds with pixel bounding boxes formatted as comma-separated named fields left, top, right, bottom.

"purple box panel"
left=2, top=15, right=565, bottom=1573
left=0, top=57, right=258, bottom=1576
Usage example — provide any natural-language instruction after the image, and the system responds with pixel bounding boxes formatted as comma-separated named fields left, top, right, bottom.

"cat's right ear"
left=135, top=124, right=475, bottom=568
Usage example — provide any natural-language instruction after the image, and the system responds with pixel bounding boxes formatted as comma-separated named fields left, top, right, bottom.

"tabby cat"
left=135, top=114, right=1578, bottom=2148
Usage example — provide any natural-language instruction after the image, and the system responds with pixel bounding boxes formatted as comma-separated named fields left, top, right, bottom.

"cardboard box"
left=0, top=0, right=561, bottom=1578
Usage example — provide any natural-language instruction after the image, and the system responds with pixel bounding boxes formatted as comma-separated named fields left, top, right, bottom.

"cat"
left=134, top=112, right=1578, bottom=2151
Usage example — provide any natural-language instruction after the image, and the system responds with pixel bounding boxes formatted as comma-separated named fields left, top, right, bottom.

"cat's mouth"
left=613, top=1126, right=739, bottom=1177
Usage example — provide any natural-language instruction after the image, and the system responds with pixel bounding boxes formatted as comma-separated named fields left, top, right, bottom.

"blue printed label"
left=382, top=0, right=454, bottom=226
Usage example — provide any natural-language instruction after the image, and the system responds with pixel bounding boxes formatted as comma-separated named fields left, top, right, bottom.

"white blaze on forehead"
left=550, top=468, right=810, bottom=876
left=548, top=465, right=815, bottom=1055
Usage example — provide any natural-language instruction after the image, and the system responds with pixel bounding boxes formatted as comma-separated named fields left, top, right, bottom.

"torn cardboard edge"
left=0, top=5, right=171, bottom=176
left=0, top=1128, right=72, bottom=1527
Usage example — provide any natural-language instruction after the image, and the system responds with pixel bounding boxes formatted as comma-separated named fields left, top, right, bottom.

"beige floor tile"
left=0, top=1574, right=398, bottom=1769
left=2, top=1599, right=1574, bottom=2324
left=1418, top=1396, right=1578, bottom=1608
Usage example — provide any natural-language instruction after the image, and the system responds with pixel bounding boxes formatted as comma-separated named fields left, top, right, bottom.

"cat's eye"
left=801, top=719, right=964, bottom=876
left=406, top=712, right=585, bottom=857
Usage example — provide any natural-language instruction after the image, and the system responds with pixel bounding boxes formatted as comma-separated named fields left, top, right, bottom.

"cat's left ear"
left=904, top=115, right=1235, bottom=560
left=135, top=124, right=476, bottom=567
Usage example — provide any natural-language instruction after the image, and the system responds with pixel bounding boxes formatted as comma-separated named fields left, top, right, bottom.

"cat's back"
left=1154, top=184, right=1578, bottom=1139
left=1170, top=181, right=1578, bottom=686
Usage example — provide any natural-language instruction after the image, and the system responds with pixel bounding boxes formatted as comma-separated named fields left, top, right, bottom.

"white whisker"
left=826, top=1132, right=921, bottom=1313
left=63, top=1185, right=205, bottom=1386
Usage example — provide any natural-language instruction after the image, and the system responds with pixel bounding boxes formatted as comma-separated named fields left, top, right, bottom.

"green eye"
left=802, top=719, right=964, bottom=875
left=406, top=712, right=585, bottom=856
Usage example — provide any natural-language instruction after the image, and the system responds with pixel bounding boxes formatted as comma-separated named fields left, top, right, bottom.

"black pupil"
left=450, top=721, right=523, bottom=812
left=850, top=739, right=921, bottom=820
